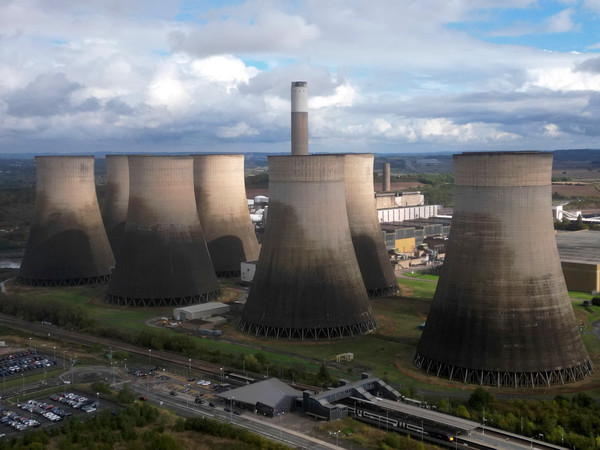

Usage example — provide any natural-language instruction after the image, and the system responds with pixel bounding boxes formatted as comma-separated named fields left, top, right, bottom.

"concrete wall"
left=415, top=151, right=592, bottom=387
left=102, top=155, right=129, bottom=262
left=19, top=156, right=115, bottom=285
left=345, top=154, right=398, bottom=297
left=193, top=154, right=259, bottom=275
left=107, top=155, right=219, bottom=306
left=561, top=261, right=600, bottom=293
left=240, top=155, right=376, bottom=339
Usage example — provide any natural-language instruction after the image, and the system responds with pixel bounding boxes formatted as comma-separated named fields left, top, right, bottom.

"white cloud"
left=216, top=121, right=259, bottom=138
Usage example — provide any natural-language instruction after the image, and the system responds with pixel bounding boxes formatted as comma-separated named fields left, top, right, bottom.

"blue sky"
left=2, top=0, right=600, bottom=154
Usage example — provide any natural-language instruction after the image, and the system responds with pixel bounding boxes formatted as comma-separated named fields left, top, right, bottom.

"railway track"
left=0, top=314, right=317, bottom=392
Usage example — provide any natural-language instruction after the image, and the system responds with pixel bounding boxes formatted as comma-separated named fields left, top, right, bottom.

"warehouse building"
left=216, top=378, right=302, bottom=417
left=556, top=230, right=600, bottom=294
left=173, top=302, right=230, bottom=321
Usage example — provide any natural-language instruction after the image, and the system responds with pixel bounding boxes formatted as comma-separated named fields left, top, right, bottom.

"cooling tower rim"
left=190, top=153, right=244, bottom=158
left=35, top=155, right=95, bottom=159
left=455, top=150, right=551, bottom=156
left=126, top=154, right=193, bottom=160
left=291, top=81, right=307, bottom=86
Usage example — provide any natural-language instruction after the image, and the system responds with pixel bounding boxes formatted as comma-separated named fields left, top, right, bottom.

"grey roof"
left=556, top=230, right=600, bottom=264
left=216, top=378, right=302, bottom=408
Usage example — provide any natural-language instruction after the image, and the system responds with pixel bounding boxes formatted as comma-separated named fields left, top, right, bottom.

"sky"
left=3, top=0, right=600, bottom=154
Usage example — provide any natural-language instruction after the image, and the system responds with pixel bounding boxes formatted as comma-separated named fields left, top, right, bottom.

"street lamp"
left=96, top=392, right=99, bottom=409
left=220, top=367, right=223, bottom=383
left=188, top=359, right=192, bottom=378
left=21, top=373, right=24, bottom=394
left=63, top=350, right=66, bottom=369
left=148, top=349, right=151, bottom=364
left=335, top=430, right=341, bottom=447
left=230, top=396, right=234, bottom=422
left=53, top=346, right=56, bottom=360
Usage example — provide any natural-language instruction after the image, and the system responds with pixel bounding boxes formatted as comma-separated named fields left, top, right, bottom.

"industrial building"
left=240, top=155, right=376, bottom=340
left=19, top=156, right=115, bottom=286
left=106, top=155, right=220, bottom=307
left=217, top=378, right=302, bottom=417
left=415, top=152, right=592, bottom=387
left=193, top=154, right=260, bottom=276
left=377, top=204, right=439, bottom=223
left=173, top=302, right=230, bottom=321
left=345, top=154, right=398, bottom=297
left=556, top=230, right=600, bottom=293
left=102, top=155, right=129, bottom=261
left=303, top=375, right=401, bottom=421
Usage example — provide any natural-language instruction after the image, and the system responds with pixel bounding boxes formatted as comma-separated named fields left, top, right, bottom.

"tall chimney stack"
left=291, top=81, right=308, bottom=155
left=382, top=162, right=391, bottom=192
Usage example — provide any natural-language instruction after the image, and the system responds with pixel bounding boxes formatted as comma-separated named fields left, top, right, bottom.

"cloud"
left=489, top=8, right=577, bottom=37
left=6, top=72, right=83, bottom=117
left=216, top=122, right=259, bottom=138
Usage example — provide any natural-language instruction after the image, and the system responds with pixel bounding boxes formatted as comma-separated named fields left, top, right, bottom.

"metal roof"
left=216, top=378, right=302, bottom=408
left=556, top=230, right=600, bottom=264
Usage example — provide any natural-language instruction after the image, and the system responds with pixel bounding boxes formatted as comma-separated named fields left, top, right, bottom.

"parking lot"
left=0, top=350, right=58, bottom=379
left=0, top=390, right=114, bottom=439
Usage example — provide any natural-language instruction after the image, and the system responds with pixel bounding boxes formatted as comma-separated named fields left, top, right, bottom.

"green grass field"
left=5, top=275, right=600, bottom=398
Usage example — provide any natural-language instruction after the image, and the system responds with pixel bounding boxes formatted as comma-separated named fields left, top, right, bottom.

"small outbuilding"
left=173, top=302, right=230, bottom=321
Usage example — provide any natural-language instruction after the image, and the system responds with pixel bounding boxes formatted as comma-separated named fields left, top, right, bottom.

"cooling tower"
left=382, top=162, right=391, bottom=192
left=414, top=151, right=592, bottom=387
left=106, top=155, right=220, bottom=307
left=193, top=154, right=259, bottom=276
left=346, top=154, right=399, bottom=297
left=102, top=155, right=129, bottom=261
left=18, top=156, right=115, bottom=286
left=240, top=155, right=376, bottom=340
left=291, top=81, right=308, bottom=156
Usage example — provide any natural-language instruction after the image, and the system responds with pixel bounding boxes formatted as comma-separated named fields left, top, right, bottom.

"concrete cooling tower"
left=102, top=155, right=129, bottom=262
left=106, top=155, right=220, bottom=307
left=240, top=155, right=376, bottom=340
left=291, top=81, right=308, bottom=156
left=19, top=156, right=115, bottom=286
left=345, top=154, right=399, bottom=297
left=193, top=154, right=259, bottom=277
left=414, top=151, right=592, bottom=387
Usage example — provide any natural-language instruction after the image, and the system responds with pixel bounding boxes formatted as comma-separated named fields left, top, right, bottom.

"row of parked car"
left=0, top=353, right=56, bottom=377
left=49, top=393, right=98, bottom=413
left=0, top=408, right=40, bottom=431
left=18, top=399, right=73, bottom=422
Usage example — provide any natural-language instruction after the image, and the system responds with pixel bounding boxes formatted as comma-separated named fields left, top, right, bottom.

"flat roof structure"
left=556, top=230, right=600, bottom=264
left=173, top=302, right=230, bottom=321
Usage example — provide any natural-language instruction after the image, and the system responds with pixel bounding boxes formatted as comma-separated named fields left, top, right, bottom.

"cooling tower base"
left=368, top=285, right=399, bottom=299
left=239, top=318, right=377, bottom=340
left=216, top=270, right=241, bottom=278
left=16, top=274, right=112, bottom=287
left=106, top=289, right=221, bottom=307
left=413, top=353, right=594, bottom=388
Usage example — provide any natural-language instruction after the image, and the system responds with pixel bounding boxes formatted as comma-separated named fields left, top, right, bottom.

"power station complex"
left=414, top=152, right=592, bottom=387
left=16, top=83, right=593, bottom=387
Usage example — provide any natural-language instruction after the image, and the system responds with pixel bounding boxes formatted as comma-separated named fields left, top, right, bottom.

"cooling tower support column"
left=291, top=81, right=308, bottom=156
left=382, top=162, right=391, bottom=192
left=102, top=155, right=129, bottom=262
left=240, top=155, right=376, bottom=340
left=414, top=152, right=592, bottom=387
left=18, top=156, right=115, bottom=286
left=193, top=154, right=260, bottom=277
left=106, top=155, right=220, bottom=307
left=346, top=154, right=398, bottom=297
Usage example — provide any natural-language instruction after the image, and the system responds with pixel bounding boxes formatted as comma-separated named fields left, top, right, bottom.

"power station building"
left=106, top=155, right=220, bottom=307
left=19, top=156, right=115, bottom=286
left=193, top=154, right=259, bottom=276
left=414, top=152, right=592, bottom=387
left=240, top=155, right=376, bottom=339
left=102, top=154, right=129, bottom=261
left=345, top=154, right=398, bottom=297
